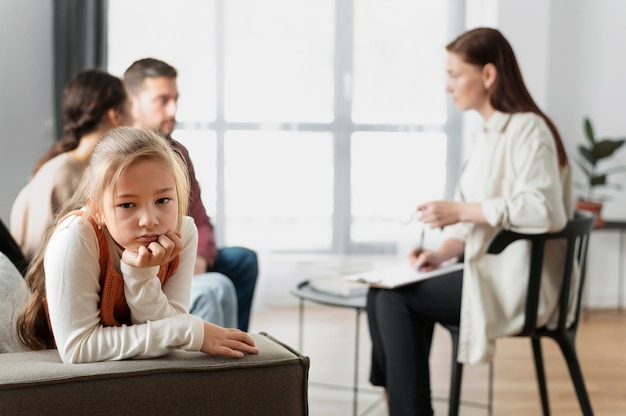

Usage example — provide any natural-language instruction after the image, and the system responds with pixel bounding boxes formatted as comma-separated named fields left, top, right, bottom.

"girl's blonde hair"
left=16, top=127, right=190, bottom=350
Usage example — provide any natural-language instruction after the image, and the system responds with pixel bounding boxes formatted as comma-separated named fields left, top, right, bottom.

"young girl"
left=17, top=127, right=258, bottom=363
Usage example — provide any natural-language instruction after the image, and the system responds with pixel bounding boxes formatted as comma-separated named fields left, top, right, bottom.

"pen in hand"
left=414, top=226, right=425, bottom=272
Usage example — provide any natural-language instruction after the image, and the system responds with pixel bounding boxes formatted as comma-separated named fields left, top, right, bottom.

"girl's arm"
left=122, top=216, right=198, bottom=324
left=45, top=216, right=204, bottom=364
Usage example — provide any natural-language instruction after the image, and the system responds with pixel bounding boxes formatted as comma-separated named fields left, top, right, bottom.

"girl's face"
left=445, top=52, right=492, bottom=116
left=100, top=158, right=179, bottom=252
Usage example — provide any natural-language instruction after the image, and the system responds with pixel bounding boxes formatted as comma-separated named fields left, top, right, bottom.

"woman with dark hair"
left=366, top=27, right=572, bottom=415
left=10, top=69, right=130, bottom=261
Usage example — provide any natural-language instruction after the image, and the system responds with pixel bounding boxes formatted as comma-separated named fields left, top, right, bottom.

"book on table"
left=308, top=275, right=370, bottom=298
left=343, top=260, right=463, bottom=289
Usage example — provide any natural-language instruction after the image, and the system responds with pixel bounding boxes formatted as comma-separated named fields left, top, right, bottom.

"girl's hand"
left=417, top=201, right=461, bottom=229
left=121, top=231, right=183, bottom=268
left=409, top=247, right=444, bottom=272
left=200, top=322, right=259, bottom=358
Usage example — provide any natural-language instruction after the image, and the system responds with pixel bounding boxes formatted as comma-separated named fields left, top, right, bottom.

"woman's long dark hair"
left=31, top=69, right=127, bottom=175
left=447, top=28, right=568, bottom=167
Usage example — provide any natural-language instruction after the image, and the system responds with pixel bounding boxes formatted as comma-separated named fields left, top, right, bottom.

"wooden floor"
left=249, top=304, right=626, bottom=416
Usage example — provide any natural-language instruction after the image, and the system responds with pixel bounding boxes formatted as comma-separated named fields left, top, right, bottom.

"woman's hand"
left=194, top=255, right=209, bottom=275
left=200, top=322, right=259, bottom=358
left=409, top=247, right=444, bottom=272
left=417, top=201, right=462, bottom=229
left=121, top=231, right=184, bottom=268
left=417, top=201, right=487, bottom=228
left=410, top=239, right=465, bottom=272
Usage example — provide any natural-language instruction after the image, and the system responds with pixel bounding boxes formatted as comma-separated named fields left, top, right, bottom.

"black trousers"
left=367, top=269, right=463, bottom=416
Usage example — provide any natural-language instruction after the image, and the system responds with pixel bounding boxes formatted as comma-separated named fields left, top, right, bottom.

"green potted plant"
left=575, top=116, right=626, bottom=227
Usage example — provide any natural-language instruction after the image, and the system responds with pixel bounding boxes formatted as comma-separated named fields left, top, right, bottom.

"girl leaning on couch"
left=16, top=127, right=258, bottom=363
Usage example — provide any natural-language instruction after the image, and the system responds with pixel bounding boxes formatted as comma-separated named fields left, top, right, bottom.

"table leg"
left=298, top=298, right=304, bottom=353
left=619, top=231, right=624, bottom=311
left=353, top=308, right=362, bottom=416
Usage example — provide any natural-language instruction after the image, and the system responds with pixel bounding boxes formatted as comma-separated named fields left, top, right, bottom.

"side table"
left=290, top=280, right=370, bottom=416
left=291, top=276, right=489, bottom=415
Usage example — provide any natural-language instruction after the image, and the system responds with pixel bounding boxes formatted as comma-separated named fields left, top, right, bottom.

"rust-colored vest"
left=68, top=211, right=180, bottom=326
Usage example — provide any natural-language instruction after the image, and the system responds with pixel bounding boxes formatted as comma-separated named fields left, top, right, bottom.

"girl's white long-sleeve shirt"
left=45, top=213, right=204, bottom=363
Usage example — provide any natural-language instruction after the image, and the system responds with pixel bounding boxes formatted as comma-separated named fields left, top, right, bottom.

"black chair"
left=444, top=210, right=595, bottom=416
left=0, top=217, right=28, bottom=276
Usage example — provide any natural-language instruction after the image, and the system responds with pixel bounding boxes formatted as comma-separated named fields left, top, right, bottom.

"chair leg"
left=448, top=330, right=463, bottom=416
left=531, top=338, right=551, bottom=416
left=487, top=359, right=494, bottom=416
left=558, top=335, right=594, bottom=416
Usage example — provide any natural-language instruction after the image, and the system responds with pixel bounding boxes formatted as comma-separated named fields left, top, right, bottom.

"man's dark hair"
left=123, top=58, right=177, bottom=95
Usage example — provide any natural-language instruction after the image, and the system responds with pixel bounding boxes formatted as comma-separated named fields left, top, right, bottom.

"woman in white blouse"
left=366, top=27, right=571, bottom=415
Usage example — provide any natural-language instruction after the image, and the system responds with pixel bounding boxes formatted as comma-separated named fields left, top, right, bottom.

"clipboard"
left=344, top=260, right=463, bottom=289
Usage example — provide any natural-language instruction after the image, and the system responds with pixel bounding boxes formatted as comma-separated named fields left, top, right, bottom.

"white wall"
left=550, top=0, right=626, bottom=307
left=1, top=0, right=624, bottom=307
left=479, top=0, right=626, bottom=307
left=542, top=0, right=626, bottom=307
left=0, top=1, right=55, bottom=222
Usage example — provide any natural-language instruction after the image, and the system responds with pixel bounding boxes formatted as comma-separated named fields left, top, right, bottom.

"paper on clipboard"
left=344, top=260, right=463, bottom=289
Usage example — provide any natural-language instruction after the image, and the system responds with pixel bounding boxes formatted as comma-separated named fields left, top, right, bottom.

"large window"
left=108, top=0, right=463, bottom=254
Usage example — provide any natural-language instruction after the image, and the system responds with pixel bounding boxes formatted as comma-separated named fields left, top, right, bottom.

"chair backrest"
left=486, top=210, right=595, bottom=336
left=0, top=218, right=28, bottom=277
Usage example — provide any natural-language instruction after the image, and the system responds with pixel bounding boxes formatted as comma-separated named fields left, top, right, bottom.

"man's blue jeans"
left=209, top=246, right=258, bottom=331
left=189, top=272, right=238, bottom=328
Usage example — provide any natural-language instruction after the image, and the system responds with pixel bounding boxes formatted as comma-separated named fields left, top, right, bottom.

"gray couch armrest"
left=0, top=332, right=309, bottom=416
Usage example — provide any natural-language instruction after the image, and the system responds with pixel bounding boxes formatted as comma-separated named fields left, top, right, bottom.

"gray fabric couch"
left=0, top=253, right=309, bottom=415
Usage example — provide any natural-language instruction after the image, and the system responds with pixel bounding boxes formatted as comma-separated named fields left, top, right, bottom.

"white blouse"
left=444, top=111, right=573, bottom=364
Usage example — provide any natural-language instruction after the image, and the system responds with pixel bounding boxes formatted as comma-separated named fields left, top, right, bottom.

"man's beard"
left=159, top=120, right=175, bottom=138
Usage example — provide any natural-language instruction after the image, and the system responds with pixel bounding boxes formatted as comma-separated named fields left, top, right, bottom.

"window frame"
left=110, top=0, right=466, bottom=254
